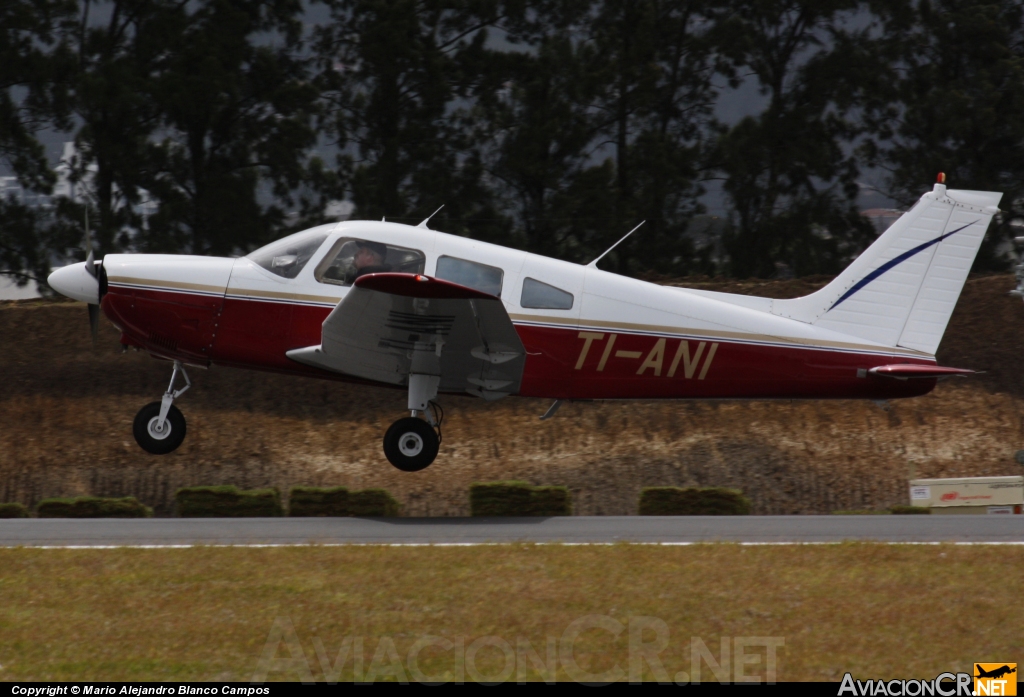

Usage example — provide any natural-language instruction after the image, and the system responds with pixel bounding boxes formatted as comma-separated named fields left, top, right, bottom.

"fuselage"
left=94, top=220, right=935, bottom=401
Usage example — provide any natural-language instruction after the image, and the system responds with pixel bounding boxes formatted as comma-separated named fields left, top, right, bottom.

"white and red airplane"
left=47, top=179, right=1001, bottom=471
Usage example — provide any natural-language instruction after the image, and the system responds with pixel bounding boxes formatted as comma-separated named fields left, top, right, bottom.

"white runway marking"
left=9, top=540, right=1024, bottom=550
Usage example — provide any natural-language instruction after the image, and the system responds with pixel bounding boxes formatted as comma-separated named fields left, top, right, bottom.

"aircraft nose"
left=47, top=262, right=99, bottom=304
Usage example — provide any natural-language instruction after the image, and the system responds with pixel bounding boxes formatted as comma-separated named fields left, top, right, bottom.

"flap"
left=286, top=273, right=525, bottom=399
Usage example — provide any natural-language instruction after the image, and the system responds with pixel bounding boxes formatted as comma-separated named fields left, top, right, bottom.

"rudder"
left=771, top=183, right=1002, bottom=355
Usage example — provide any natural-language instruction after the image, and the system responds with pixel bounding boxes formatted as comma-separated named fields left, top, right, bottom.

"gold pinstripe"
left=107, top=276, right=225, bottom=294
left=507, top=313, right=931, bottom=358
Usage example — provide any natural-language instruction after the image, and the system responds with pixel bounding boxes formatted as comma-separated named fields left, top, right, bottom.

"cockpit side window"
left=247, top=229, right=330, bottom=279
left=314, top=238, right=425, bottom=287
left=521, top=277, right=574, bottom=309
left=435, top=256, right=504, bottom=296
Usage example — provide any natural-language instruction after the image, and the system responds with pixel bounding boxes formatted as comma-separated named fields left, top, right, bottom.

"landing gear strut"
left=133, top=360, right=190, bottom=455
left=384, top=374, right=442, bottom=472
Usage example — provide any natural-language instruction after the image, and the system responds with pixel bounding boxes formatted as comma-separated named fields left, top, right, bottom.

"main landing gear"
left=133, top=360, right=190, bottom=455
left=383, top=374, right=443, bottom=472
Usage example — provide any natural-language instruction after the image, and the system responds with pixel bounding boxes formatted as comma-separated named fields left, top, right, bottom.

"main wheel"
left=132, top=401, right=187, bottom=455
left=383, top=417, right=439, bottom=472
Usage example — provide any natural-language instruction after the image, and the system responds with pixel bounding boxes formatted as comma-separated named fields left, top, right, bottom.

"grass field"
left=0, top=544, right=1020, bottom=682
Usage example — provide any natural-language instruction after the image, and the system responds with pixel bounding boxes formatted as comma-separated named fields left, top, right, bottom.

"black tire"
left=132, top=401, right=187, bottom=455
left=383, top=417, right=439, bottom=472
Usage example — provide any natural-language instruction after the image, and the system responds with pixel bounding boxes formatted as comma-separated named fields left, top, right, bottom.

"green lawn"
left=0, top=544, right=1019, bottom=682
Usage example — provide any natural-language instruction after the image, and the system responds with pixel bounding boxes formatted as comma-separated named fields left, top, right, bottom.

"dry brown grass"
left=2, top=275, right=1024, bottom=515
left=0, top=544, right=1020, bottom=682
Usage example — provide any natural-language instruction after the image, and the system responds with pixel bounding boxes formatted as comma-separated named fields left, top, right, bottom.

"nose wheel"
left=133, top=401, right=187, bottom=454
left=133, top=360, right=190, bottom=455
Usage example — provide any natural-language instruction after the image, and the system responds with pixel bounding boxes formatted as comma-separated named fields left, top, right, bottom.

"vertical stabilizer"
left=770, top=184, right=1002, bottom=355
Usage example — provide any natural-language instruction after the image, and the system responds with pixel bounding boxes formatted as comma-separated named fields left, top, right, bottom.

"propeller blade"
left=88, top=303, right=99, bottom=341
left=83, top=206, right=96, bottom=278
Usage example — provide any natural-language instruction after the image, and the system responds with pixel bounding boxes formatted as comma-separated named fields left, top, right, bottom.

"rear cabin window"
left=247, top=229, right=330, bottom=279
left=314, top=238, right=425, bottom=287
left=435, top=256, right=503, bottom=296
left=521, top=277, right=574, bottom=310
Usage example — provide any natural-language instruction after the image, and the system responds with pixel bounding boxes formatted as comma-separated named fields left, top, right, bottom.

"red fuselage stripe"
left=101, top=285, right=936, bottom=401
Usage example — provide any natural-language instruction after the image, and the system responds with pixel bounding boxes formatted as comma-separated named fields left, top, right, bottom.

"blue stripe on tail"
left=828, top=220, right=978, bottom=311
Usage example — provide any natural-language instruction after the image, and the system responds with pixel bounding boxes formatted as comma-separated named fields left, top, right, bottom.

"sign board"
left=908, top=476, right=1023, bottom=509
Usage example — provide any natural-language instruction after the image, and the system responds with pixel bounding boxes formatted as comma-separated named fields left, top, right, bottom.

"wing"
left=286, top=273, right=525, bottom=400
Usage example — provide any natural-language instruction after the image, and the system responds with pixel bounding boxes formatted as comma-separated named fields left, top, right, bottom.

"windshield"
left=246, top=226, right=333, bottom=279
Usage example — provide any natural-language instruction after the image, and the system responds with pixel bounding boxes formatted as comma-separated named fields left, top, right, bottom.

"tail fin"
left=771, top=183, right=1002, bottom=355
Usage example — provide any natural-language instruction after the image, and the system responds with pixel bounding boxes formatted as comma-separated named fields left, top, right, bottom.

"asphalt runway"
left=1, top=515, right=1023, bottom=546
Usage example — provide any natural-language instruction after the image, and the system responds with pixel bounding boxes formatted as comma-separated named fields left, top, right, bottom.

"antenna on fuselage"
left=586, top=221, right=645, bottom=268
left=417, top=205, right=444, bottom=229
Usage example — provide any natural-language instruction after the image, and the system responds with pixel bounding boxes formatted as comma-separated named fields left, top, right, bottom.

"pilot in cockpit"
left=320, top=239, right=393, bottom=286
left=353, top=240, right=391, bottom=278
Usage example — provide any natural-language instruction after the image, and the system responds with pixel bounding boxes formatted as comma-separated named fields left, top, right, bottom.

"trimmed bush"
left=348, top=489, right=400, bottom=517
left=526, top=486, right=572, bottom=516
left=471, top=481, right=532, bottom=516
left=176, top=486, right=282, bottom=517
left=469, top=481, right=572, bottom=516
left=0, top=502, right=30, bottom=518
left=890, top=505, right=931, bottom=515
left=289, top=486, right=349, bottom=516
left=638, top=487, right=751, bottom=516
left=832, top=510, right=889, bottom=515
left=288, top=487, right=400, bottom=517
left=36, top=497, right=152, bottom=518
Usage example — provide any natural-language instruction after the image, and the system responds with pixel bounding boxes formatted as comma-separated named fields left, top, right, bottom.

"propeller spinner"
left=46, top=206, right=103, bottom=338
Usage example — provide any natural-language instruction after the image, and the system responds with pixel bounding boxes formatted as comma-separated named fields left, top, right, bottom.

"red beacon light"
left=936, top=172, right=946, bottom=184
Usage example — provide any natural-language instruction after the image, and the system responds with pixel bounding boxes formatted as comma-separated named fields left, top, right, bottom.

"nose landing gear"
left=133, top=360, right=190, bottom=455
left=383, top=373, right=442, bottom=472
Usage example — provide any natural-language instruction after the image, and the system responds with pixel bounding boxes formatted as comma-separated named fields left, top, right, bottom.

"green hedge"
left=176, top=486, right=282, bottom=517
left=890, top=505, right=931, bottom=515
left=0, top=502, right=30, bottom=518
left=469, top=481, right=572, bottom=516
left=349, top=489, right=400, bottom=517
left=36, top=497, right=152, bottom=518
left=288, top=487, right=400, bottom=517
left=638, top=487, right=751, bottom=515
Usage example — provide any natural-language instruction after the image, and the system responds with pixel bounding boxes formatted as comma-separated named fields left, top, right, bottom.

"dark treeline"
left=1, top=0, right=1023, bottom=287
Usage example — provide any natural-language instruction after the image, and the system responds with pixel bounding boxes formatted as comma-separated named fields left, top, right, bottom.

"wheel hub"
left=147, top=416, right=172, bottom=440
left=398, top=432, right=424, bottom=457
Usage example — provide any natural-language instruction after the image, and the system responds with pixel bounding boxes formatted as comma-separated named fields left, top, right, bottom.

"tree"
left=61, top=0, right=185, bottom=254
left=140, top=0, right=317, bottom=255
left=313, top=0, right=511, bottom=239
left=478, top=16, right=610, bottom=259
left=586, top=0, right=721, bottom=274
left=863, top=0, right=1024, bottom=271
left=0, top=1, right=77, bottom=288
left=713, top=0, right=877, bottom=278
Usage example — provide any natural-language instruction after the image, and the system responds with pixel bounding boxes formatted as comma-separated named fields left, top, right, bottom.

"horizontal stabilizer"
left=868, top=364, right=975, bottom=380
